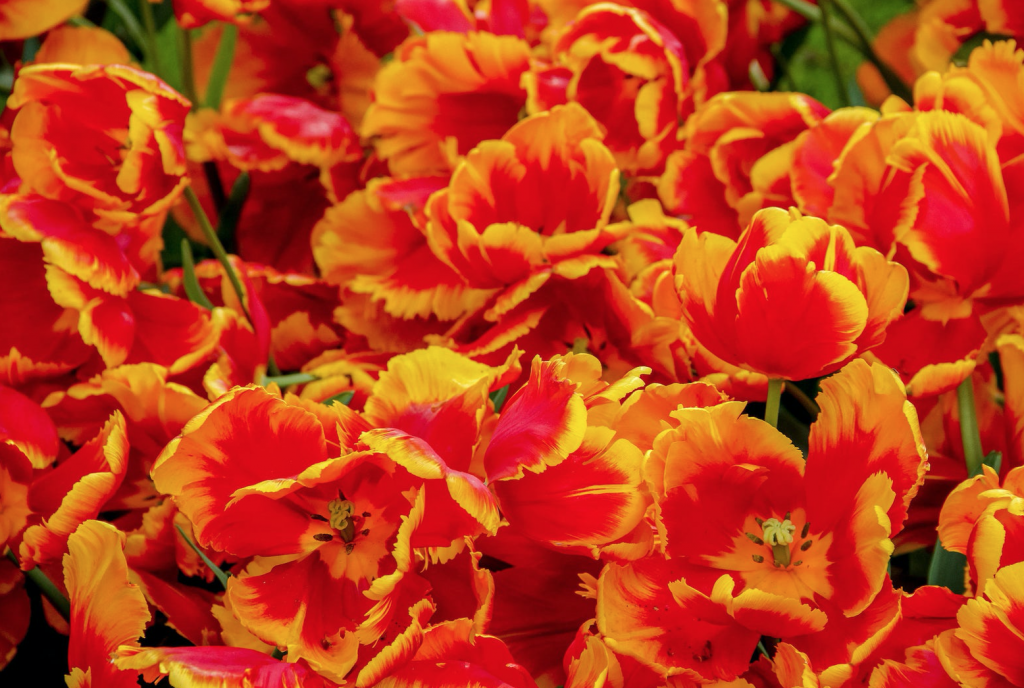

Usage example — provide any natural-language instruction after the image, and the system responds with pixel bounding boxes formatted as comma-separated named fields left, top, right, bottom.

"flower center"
left=762, top=516, right=795, bottom=567
left=327, top=498, right=356, bottom=543
left=746, top=513, right=813, bottom=568
left=761, top=517, right=795, bottom=546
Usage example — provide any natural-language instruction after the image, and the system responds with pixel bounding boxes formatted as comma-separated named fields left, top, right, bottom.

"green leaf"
left=160, top=214, right=211, bottom=269
left=983, top=450, right=1003, bottom=474
left=153, top=14, right=184, bottom=92
left=216, top=171, right=250, bottom=254
left=181, top=239, right=215, bottom=310
left=5, top=549, right=70, bottom=620
left=323, top=390, right=355, bottom=406
left=927, top=540, right=967, bottom=594
left=781, top=0, right=914, bottom=108
left=263, top=372, right=319, bottom=387
left=0, top=53, right=14, bottom=102
left=952, top=32, right=1014, bottom=66
left=490, top=385, right=510, bottom=413
left=21, top=37, right=41, bottom=61
left=204, top=22, right=238, bottom=110
left=175, top=523, right=231, bottom=590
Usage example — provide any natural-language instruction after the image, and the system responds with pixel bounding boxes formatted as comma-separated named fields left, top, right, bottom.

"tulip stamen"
left=761, top=516, right=796, bottom=567
left=328, top=498, right=356, bottom=543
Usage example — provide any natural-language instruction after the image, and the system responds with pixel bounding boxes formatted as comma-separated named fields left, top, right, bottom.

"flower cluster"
left=4, top=1, right=1024, bottom=687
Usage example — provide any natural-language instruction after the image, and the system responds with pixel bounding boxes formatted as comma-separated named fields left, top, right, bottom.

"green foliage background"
left=785, top=0, right=917, bottom=108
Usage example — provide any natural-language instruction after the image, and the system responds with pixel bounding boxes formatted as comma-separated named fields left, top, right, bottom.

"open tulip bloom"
left=7, top=1, right=1024, bottom=687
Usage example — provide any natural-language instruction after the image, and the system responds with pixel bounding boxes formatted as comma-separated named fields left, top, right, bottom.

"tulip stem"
left=5, top=549, right=71, bottom=621
left=137, top=0, right=162, bottom=79
left=104, top=0, right=152, bottom=68
left=784, top=381, right=819, bottom=418
left=183, top=186, right=251, bottom=322
left=818, top=0, right=850, bottom=107
left=769, top=0, right=857, bottom=44
left=957, top=377, right=984, bottom=477
left=765, top=379, right=784, bottom=428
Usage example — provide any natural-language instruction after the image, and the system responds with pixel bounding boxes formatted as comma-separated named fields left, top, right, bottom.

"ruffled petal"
left=64, top=521, right=150, bottom=688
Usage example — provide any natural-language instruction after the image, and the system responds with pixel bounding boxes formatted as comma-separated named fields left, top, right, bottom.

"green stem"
left=183, top=186, right=250, bottom=322
left=749, top=60, right=772, bottom=92
left=765, top=379, right=784, bottom=428
left=104, top=0, right=152, bottom=66
left=771, top=0, right=913, bottom=103
left=769, top=0, right=819, bottom=20
left=819, top=0, right=851, bottom=107
left=176, top=25, right=199, bottom=108
left=181, top=239, right=215, bottom=310
left=829, top=0, right=914, bottom=102
left=770, top=0, right=859, bottom=45
left=957, top=377, right=984, bottom=477
left=784, top=382, right=820, bottom=418
left=927, top=390, right=995, bottom=591
left=174, top=524, right=230, bottom=590
left=67, top=15, right=97, bottom=27
left=5, top=549, right=71, bottom=621
left=204, top=22, right=238, bottom=110
left=138, top=0, right=162, bottom=78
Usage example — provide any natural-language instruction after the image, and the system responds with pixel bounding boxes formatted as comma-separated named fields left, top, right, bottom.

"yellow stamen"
left=761, top=518, right=795, bottom=546
left=327, top=498, right=356, bottom=543
left=761, top=517, right=796, bottom=567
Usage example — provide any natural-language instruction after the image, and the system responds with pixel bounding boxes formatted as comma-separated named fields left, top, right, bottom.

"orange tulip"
left=425, top=103, right=623, bottom=319
left=936, top=561, right=1024, bottom=687
left=0, top=236, right=90, bottom=385
left=364, top=31, right=532, bottom=176
left=545, top=4, right=693, bottom=174
left=7, top=64, right=190, bottom=230
left=658, top=92, right=829, bottom=238
left=674, top=207, right=908, bottom=381
left=648, top=360, right=927, bottom=619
